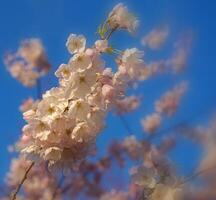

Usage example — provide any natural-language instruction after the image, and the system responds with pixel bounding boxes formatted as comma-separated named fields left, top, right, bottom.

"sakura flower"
left=7, top=61, right=39, bottom=87
left=115, top=96, right=140, bottom=114
left=119, top=48, right=146, bottom=80
left=65, top=69, right=96, bottom=99
left=99, top=68, right=113, bottom=85
left=68, top=99, right=91, bottom=121
left=87, top=107, right=105, bottom=132
left=18, top=39, right=50, bottom=72
left=19, top=98, right=38, bottom=113
left=71, top=122, right=92, bottom=142
left=122, top=135, right=143, bottom=159
left=69, top=52, right=92, bottom=72
left=141, top=113, right=161, bottom=134
left=8, top=61, right=25, bottom=78
left=147, top=60, right=168, bottom=75
left=108, top=3, right=139, bottom=33
left=155, top=82, right=187, bottom=116
left=170, top=49, right=188, bottom=72
left=44, top=147, right=62, bottom=161
left=102, top=84, right=116, bottom=102
left=141, top=26, right=169, bottom=50
left=122, top=48, right=144, bottom=64
left=95, top=40, right=108, bottom=52
left=168, top=32, right=192, bottom=72
left=4, top=38, right=50, bottom=87
left=66, top=34, right=86, bottom=54
left=55, top=63, right=71, bottom=80
left=36, top=92, right=68, bottom=123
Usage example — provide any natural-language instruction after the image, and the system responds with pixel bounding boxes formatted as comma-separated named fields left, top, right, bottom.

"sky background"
left=0, top=0, right=216, bottom=187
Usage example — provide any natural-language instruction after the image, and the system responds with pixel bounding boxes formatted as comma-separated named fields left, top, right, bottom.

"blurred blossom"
left=122, top=135, right=143, bottom=160
left=19, top=98, right=39, bottom=113
left=155, top=82, right=188, bottom=116
left=146, top=60, right=168, bottom=76
left=168, top=32, right=193, bottom=72
left=115, top=95, right=140, bottom=114
left=118, top=48, right=146, bottom=80
left=141, top=113, right=161, bottom=133
left=4, top=39, right=50, bottom=87
left=141, top=26, right=169, bottom=50
left=108, top=3, right=139, bottom=33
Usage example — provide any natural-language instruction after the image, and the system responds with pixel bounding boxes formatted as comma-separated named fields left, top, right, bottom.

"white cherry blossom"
left=66, top=34, right=86, bottom=54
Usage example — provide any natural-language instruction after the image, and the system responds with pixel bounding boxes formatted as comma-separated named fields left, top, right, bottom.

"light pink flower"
left=155, top=82, right=187, bottom=116
left=141, top=113, right=161, bottom=134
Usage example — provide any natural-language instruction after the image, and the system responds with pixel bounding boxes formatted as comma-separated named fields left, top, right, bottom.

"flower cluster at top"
left=4, top=39, right=50, bottom=87
left=20, top=4, right=147, bottom=171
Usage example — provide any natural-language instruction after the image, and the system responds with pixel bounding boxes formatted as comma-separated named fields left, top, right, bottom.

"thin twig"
left=51, top=175, right=65, bottom=200
left=36, top=78, right=42, bottom=99
left=105, top=26, right=118, bottom=40
left=177, top=165, right=216, bottom=187
left=10, top=161, right=34, bottom=200
left=118, top=114, right=133, bottom=135
left=60, top=182, right=73, bottom=195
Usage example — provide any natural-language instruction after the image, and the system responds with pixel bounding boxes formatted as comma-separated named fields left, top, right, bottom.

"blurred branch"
left=177, top=165, right=216, bottom=186
left=105, top=26, right=118, bottom=40
left=10, top=161, right=34, bottom=200
left=118, top=114, right=134, bottom=135
left=36, top=78, right=42, bottom=99
left=51, top=175, right=65, bottom=200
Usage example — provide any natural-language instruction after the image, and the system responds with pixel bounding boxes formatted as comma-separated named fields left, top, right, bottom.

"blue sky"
left=0, top=0, right=216, bottom=184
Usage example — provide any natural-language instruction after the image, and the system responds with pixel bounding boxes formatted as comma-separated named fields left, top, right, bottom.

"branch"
left=105, top=26, right=118, bottom=40
left=36, top=78, right=42, bottom=99
left=10, top=161, right=34, bottom=200
left=118, top=114, right=133, bottom=135
left=51, top=175, right=65, bottom=200
left=177, top=165, right=216, bottom=187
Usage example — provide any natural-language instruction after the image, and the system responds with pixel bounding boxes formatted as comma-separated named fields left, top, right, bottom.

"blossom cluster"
left=20, top=4, right=147, bottom=171
left=3, top=3, right=208, bottom=200
left=141, top=82, right=187, bottom=134
left=4, top=39, right=50, bottom=87
left=141, top=26, right=169, bottom=50
left=143, top=32, right=192, bottom=76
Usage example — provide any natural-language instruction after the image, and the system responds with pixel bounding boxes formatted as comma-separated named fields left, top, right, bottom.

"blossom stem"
left=118, top=114, right=133, bottom=135
left=10, top=161, right=34, bottom=200
left=105, top=26, right=118, bottom=40
left=51, top=175, right=65, bottom=200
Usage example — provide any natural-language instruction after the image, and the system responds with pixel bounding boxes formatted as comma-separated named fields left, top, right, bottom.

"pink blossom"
left=141, top=113, right=161, bottom=134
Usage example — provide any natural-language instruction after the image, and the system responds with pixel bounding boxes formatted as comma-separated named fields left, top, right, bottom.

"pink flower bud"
left=102, top=84, right=115, bottom=101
